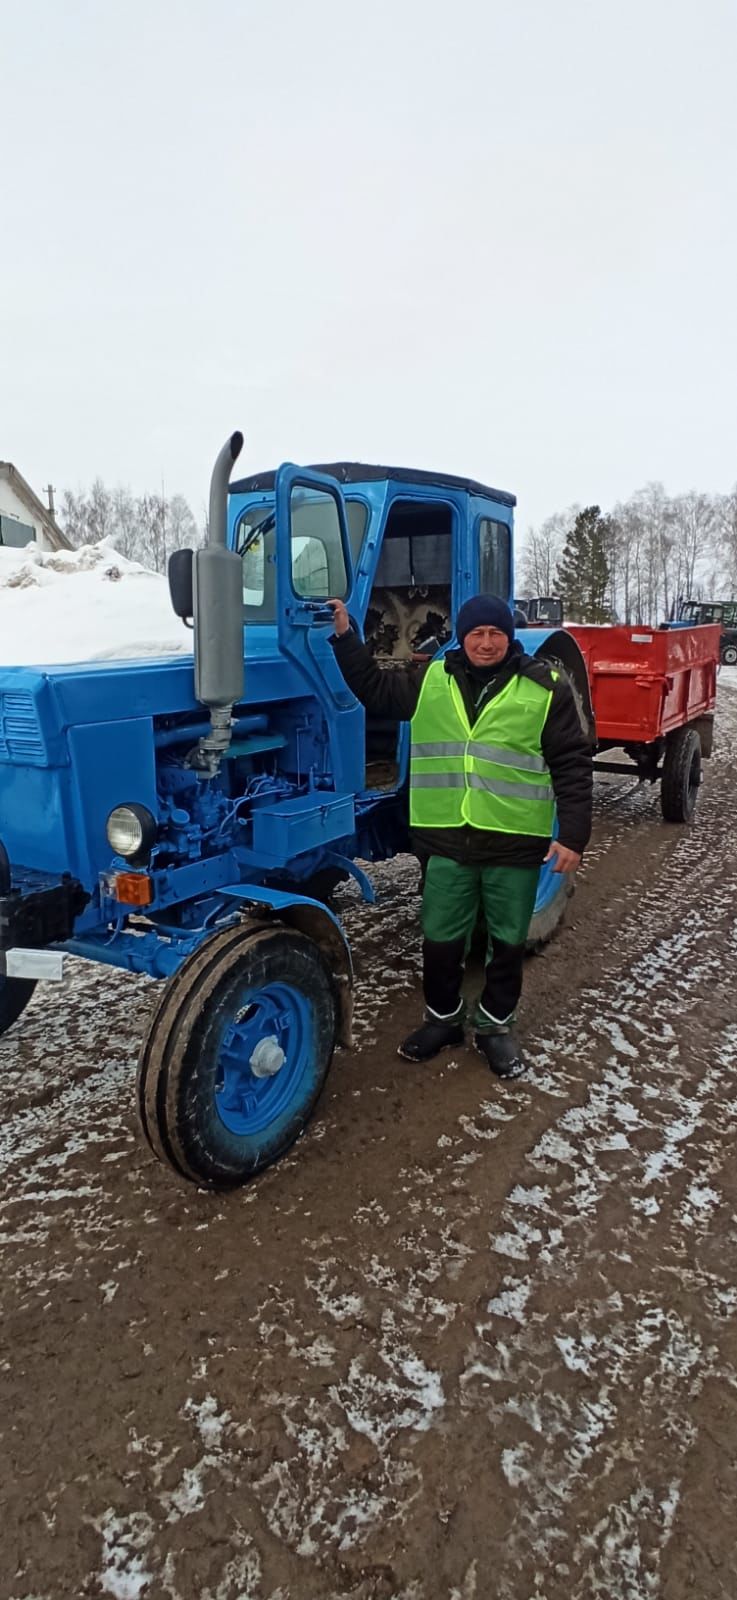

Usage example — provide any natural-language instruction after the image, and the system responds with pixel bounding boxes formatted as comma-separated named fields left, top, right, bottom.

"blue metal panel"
left=47, top=657, right=199, bottom=725
left=67, top=718, right=158, bottom=884
left=0, top=689, right=45, bottom=763
left=251, top=792, right=355, bottom=865
left=0, top=669, right=69, bottom=766
left=44, top=649, right=310, bottom=726
left=517, top=625, right=565, bottom=656
left=0, top=762, right=71, bottom=873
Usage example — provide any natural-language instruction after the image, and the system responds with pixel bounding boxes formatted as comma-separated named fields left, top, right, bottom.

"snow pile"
left=0, top=541, right=193, bottom=668
left=718, top=664, right=737, bottom=693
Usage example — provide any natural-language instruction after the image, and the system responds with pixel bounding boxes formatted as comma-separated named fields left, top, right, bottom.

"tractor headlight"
left=106, top=804, right=157, bottom=863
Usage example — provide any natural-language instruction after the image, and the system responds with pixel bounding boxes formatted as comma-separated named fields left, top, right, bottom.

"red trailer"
left=563, top=622, right=720, bottom=821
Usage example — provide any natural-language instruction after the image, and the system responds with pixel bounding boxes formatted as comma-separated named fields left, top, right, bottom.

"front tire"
left=0, top=975, right=36, bottom=1037
left=721, top=643, right=737, bottom=666
left=138, top=926, right=337, bottom=1188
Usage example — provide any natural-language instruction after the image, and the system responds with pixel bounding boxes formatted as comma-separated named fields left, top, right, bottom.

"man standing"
left=329, top=594, right=593, bottom=1078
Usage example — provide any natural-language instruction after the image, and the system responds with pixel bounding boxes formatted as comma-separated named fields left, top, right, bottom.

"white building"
left=0, top=462, right=71, bottom=551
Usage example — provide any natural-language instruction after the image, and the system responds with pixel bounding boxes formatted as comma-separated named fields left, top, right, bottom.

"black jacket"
left=331, top=632, right=593, bottom=868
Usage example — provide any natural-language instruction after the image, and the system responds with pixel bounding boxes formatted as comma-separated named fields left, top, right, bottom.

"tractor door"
left=273, top=465, right=363, bottom=795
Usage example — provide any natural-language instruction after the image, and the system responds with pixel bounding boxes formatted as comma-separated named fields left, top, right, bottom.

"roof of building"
left=230, top=461, right=516, bottom=508
left=0, top=462, right=72, bottom=550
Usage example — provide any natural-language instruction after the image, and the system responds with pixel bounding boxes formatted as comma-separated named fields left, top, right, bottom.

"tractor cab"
left=228, top=462, right=517, bottom=795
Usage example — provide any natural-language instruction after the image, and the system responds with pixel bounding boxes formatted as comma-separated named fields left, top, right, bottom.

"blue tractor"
left=0, top=436, right=593, bottom=1187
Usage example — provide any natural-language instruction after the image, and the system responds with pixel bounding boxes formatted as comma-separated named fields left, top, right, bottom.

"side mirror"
left=168, top=548, right=194, bottom=623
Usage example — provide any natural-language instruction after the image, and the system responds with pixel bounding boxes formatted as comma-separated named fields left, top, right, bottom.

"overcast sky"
left=2, top=0, right=735, bottom=534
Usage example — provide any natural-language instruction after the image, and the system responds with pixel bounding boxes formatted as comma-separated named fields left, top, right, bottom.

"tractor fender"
left=219, top=884, right=354, bottom=1047
left=519, top=625, right=596, bottom=745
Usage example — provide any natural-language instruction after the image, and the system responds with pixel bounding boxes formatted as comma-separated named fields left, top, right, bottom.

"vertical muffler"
left=190, top=431, right=244, bottom=774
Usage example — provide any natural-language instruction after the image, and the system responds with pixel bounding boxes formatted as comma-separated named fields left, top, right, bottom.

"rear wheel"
left=661, top=725, right=702, bottom=822
left=138, top=925, right=337, bottom=1188
left=0, top=975, right=37, bottom=1037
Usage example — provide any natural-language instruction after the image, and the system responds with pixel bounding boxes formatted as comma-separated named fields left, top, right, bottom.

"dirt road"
left=2, top=682, right=737, bottom=1600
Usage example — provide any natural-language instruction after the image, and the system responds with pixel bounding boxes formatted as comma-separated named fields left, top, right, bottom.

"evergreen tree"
left=555, top=505, right=612, bottom=622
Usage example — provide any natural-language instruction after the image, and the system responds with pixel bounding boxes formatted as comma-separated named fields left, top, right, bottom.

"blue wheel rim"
left=214, top=982, right=313, bottom=1137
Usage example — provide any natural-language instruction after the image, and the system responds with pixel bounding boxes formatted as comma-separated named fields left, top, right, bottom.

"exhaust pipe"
left=191, top=431, right=245, bottom=775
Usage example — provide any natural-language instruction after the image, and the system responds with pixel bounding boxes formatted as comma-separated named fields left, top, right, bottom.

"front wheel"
left=137, top=925, right=337, bottom=1188
left=661, top=725, right=702, bottom=822
left=721, top=643, right=737, bottom=666
left=0, top=975, right=37, bottom=1037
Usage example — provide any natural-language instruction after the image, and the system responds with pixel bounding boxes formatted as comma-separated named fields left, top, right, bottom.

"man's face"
left=462, top=625, right=510, bottom=666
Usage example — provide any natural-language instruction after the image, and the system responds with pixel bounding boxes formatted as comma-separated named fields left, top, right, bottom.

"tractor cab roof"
left=229, top=461, right=516, bottom=509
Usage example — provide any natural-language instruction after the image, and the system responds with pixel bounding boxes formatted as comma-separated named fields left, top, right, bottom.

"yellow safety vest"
left=409, top=661, right=556, bottom=836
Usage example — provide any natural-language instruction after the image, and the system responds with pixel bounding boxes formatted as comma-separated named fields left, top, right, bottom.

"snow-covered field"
left=0, top=541, right=192, bottom=666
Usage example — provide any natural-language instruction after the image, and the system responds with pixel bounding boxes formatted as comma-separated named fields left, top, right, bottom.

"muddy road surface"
left=2, top=681, right=737, bottom=1600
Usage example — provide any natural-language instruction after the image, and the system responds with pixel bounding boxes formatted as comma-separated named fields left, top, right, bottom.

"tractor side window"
left=290, top=486, right=349, bottom=600
left=345, top=499, right=369, bottom=564
left=238, top=505, right=275, bottom=618
left=479, top=518, right=511, bottom=602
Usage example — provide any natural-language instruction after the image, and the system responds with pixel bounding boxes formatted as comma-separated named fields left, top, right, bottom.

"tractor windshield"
left=236, top=498, right=368, bottom=622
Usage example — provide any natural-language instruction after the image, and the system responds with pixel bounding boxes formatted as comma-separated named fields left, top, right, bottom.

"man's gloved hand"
left=544, top=841, right=582, bottom=873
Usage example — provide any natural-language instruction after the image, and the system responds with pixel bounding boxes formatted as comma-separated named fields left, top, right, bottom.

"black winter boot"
left=398, top=1015, right=465, bottom=1062
left=474, top=1026, right=526, bottom=1080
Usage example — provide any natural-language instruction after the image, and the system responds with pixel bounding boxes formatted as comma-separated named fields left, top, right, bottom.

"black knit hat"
left=456, top=595, right=515, bottom=644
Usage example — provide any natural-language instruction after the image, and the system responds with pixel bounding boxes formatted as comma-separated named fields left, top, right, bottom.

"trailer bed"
left=564, top=623, right=720, bottom=745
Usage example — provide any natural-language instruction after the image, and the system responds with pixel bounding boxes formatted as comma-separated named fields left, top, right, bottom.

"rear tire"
left=661, top=725, right=702, bottom=822
left=138, top=925, right=337, bottom=1188
left=0, top=975, right=37, bottom=1037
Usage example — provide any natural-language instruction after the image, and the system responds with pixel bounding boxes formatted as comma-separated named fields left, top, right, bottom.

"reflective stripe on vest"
left=409, top=661, right=556, bottom=836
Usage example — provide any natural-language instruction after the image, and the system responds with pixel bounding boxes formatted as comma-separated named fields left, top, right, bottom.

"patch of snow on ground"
left=0, top=540, right=192, bottom=665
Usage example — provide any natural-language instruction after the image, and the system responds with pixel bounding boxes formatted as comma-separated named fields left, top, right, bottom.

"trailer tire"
left=0, top=975, right=37, bottom=1037
left=138, top=926, right=337, bottom=1188
left=661, top=726, right=702, bottom=823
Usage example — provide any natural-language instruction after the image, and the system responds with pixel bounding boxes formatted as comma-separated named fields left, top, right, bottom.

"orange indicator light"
left=114, top=872, right=153, bottom=907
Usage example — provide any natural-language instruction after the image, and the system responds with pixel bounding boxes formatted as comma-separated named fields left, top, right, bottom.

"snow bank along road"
left=2, top=679, right=737, bottom=1600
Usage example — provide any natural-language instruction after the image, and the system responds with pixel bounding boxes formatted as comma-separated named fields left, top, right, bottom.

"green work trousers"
left=420, top=855, right=539, bottom=1026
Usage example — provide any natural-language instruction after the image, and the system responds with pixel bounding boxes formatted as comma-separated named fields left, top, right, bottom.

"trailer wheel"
left=721, top=643, right=737, bottom=666
left=138, top=925, right=337, bottom=1188
left=661, top=726, right=702, bottom=822
left=0, top=975, right=37, bottom=1037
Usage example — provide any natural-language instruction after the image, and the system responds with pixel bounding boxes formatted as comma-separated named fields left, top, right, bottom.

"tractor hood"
left=0, top=633, right=309, bottom=888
